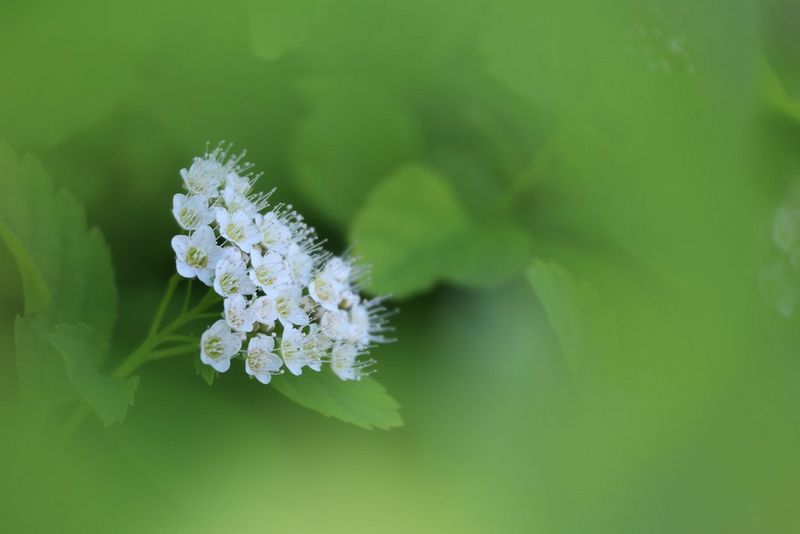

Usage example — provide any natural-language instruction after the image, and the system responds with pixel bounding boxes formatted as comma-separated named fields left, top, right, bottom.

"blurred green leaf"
left=0, top=143, right=117, bottom=350
left=0, top=1, right=151, bottom=147
left=0, top=143, right=120, bottom=428
left=49, top=325, right=139, bottom=426
left=290, top=79, right=422, bottom=227
left=479, top=2, right=605, bottom=111
left=351, top=164, right=530, bottom=297
left=248, top=0, right=330, bottom=61
left=0, top=222, right=50, bottom=316
left=271, top=370, right=402, bottom=430
left=761, top=56, right=800, bottom=123
left=448, top=221, right=531, bottom=288
left=527, top=259, right=618, bottom=393
left=351, top=164, right=468, bottom=296
left=13, top=316, right=83, bottom=431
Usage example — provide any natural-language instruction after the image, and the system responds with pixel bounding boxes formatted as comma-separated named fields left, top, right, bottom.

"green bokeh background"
left=1, top=0, right=799, bottom=532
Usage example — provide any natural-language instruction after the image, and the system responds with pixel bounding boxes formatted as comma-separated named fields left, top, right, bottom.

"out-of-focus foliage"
left=1, top=0, right=799, bottom=532
left=0, top=143, right=119, bottom=432
left=352, top=164, right=530, bottom=297
left=527, top=260, right=619, bottom=394
left=49, top=324, right=140, bottom=426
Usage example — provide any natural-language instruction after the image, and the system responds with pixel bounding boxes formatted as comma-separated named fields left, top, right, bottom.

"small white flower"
left=171, top=226, right=223, bottom=286
left=339, top=289, right=359, bottom=309
left=330, top=342, right=372, bottom=381
left=251, top=295, right=278, bottom=327
left=216, top=208, right=260, bottom=253
left=324, top=257, right=353, bottom=285
left=221, top=185, right=257, bottom=216
left=214, top=255, right=257, bottom=298
left=349, top=302, right=372, bottom=346
left=274, top=286, right=309, bottom=327
left=348, top=298, right=391, bottom=348
left=249, top=249, right=292, bottom=295
left=320, top=308, right=355, bottom=341
left=180, top=157, right=226, bottom=197
left=172, top=194, right=214, bottom=231
left=300, top=325, right=332, bottom=372
left=286, top=242, right=314, bottom=286
left=224, top=295, right=256, bottom=332
left=309, top=272, right=346, bottom=312
left=200, top=320, right=243, bottom=372
left=255, top=211, right=292, bottom=255
left=280, top=326, right=307, bottom=376
left=225, top=171, right=252, bottom=196
left=309, top=257, right=357, bottom=311
left=245, top=334, right=283, bottom=384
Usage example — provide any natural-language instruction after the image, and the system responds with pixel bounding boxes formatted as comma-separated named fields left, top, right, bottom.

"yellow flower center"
left=226, top=223, right=246, bottom=243
left=219, top=273, right=239, bottom=294
left=186, top=247, right=208, bottom=269
left=179, top=206, right=200, bottom=228
left=203, top=336, right=224, bottom=360
left=276, top=296, right=291, bottom=317
left=248, top=349, right=267, bottom=371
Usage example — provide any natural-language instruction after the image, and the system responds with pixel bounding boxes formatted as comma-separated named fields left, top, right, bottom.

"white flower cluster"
left=171, top=144, right=390, bottom=383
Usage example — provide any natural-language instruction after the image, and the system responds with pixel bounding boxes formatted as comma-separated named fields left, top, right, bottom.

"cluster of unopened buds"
left=170, top=144, right=391, bottom=383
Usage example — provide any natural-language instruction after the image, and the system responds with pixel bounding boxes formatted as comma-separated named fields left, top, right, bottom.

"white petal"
left=196, top=267, right=214, bottom=286
left=176, top=260, right=196, bottom=279
left=285, top=361, right=303, bottom=376
left=288, top=307, right=309, bottom=326
left=173, top=193, right=187, bottom=212
left=193, top=225, right=217, bottom=248
left=255, top=372, right=271, bottom=385
left=212, top=357, right=231, bottom=373
left=171, top=235, right=190, bottom=256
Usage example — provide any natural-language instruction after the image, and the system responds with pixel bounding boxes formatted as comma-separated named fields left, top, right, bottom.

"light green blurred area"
left=1, top=0, right=800, bottom=532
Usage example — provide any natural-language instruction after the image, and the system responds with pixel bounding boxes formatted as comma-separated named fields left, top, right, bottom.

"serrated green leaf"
left=527, top=260, right=618, bottom=393
left=350, top=164, right=531, bottom=297
left=271, top=370, right=403, bottom=430
left=13, top=316, right=83, bottom=432
left=48, top=325, right=139, bottom=426
left=0, top=143, right=121, bottom=428
left=0, top=143, right=117, bottom=356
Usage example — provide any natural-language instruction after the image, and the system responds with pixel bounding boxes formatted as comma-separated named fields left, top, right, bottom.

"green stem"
left=182, top=278, right=193, bottom=314
left=60, top=278, right=220, bottom=443
left=148, top=274, right=180, bottom=339
left=148, top=344, right=197, bottom=361
left=160, top=335, right=198, bottom=344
